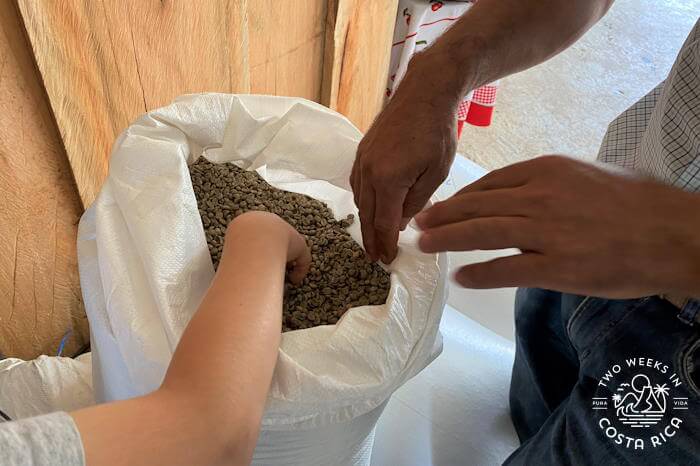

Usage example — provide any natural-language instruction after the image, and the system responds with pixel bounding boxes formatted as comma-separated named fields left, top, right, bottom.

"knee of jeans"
left=514, top=288, right=559, bottom=338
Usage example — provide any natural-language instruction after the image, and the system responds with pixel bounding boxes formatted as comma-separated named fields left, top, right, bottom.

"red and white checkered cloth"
left=386, top=0, right=499, bottom=137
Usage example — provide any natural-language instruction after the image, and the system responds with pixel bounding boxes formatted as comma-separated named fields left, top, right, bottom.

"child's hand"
left=225, top=211, right=311, bottom=285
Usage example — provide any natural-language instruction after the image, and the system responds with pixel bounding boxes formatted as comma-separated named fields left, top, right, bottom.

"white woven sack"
left=77, top=94, right=447, bottom=465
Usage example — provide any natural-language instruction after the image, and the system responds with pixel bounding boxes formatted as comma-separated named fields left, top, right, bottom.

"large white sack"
left=0, top=354, right=94, bottom=420
left=77, top=94, right=447, bottom=465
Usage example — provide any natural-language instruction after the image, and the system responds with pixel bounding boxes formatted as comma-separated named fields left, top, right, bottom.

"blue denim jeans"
left=504, top=289, right=700, bottom=465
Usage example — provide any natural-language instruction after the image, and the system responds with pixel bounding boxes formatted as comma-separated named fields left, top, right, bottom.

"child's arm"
left=71, top=211, right=310, bottom=466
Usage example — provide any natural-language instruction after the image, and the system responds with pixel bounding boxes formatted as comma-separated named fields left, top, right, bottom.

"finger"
left=358, top=182, right=378, bottom=261
left=455, top=161, right=534, bottom=196
left=416, top=188, right=528, bottom=229
left=454, top=253, right=548, bottom=289
left=418, top=217, right=541, bottom=253
left=350, top=157, right=361, bottom=208
left=373, top=187, right=408, bottom=263
left=402, top=169, right=444, bottom=219
left=287, top=245, right=312, bottom=285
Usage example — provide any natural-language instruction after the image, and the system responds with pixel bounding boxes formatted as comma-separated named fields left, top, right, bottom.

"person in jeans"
left=352, top=0, right=699, bottom=463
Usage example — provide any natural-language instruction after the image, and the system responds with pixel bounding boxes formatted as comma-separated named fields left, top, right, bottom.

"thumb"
left=287, top=242, right=312, bottom=285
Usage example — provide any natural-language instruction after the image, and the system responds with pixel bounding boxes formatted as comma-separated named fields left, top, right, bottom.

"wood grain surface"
left=320, top=0, right=349, bottom=110
left=322, top=0, right=398, bottom=132
left=16, top=0, right=251, bottom=208
left=0, top=3, right=88, bottom=360
left=18, top=0, right=393, bottom=206
left=248, top=1, right=327, bottom=100
left=0, top=0, right=396, bottom=359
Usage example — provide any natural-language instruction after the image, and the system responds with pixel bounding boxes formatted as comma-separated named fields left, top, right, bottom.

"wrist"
left=659, top=193, right=700, bottom=298
left=399, top=31, right=483, bottom=112
left=224, top=215, right=288, bottom=263
left=668, top=252, right=700, bottom=299
left=394, top=49, right=467, bottom=118
left=675, top=221, right=700, bottom=299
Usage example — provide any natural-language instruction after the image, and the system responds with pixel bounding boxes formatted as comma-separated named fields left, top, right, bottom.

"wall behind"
left=2, top=0, right=398, bottom=358
left=17, top=0, right=397, bottom=208
left=0, top=4, right=88, bottom=359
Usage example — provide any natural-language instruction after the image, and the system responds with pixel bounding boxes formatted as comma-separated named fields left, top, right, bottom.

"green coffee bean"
left=190, top=157, right=391, bottom=332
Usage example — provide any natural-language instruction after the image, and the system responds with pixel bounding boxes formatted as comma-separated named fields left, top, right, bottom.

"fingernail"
left=417, top=233, right=430, bottom=253
left=454, top=270, right=474, bottom=288
left=414, top=212, right=427, bottom=229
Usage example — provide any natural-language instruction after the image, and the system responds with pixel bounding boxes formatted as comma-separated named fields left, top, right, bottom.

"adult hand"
left=226, top=211, right=311, bottom=284
left=350, top=0, right=611, bottom=266
left=416, top=155, right=700, bottom=298
left=351, top=59, right=458, bottom=264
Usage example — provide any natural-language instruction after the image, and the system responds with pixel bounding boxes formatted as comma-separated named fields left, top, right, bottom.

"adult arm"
left=352, top=0, right=614, bottom=263
left=71, top=212, right=311, bottom=466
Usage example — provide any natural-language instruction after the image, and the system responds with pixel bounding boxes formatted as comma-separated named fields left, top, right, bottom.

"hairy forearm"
left=401, top=0, right=613, bottom=111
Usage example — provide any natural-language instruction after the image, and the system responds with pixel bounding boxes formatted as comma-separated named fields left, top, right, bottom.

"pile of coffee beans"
left=189, top=157, right=391, bottom=331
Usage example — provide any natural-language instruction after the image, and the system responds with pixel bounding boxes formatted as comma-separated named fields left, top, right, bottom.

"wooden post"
left=322, top=0, right=398, bottom=132
left=0, top=3, right=88, bottom=359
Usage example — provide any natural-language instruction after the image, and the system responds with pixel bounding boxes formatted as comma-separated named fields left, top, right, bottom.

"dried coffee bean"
left=190, top=157, right=391, bottom=331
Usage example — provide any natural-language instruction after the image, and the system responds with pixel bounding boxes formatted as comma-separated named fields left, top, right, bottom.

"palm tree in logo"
left=652, top=384, right=669, bottom=413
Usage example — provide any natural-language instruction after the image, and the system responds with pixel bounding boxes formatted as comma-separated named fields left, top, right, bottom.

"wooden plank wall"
left=248, top=1, right=328, bottom=100
left=17, top=0, right=251, bottom=208
left=322, top=0, right=398, bottom=132
left=0, top=4, right=88, bottom=359
left=17, top=0, right=332, bottom=209
left=2, top=0, right=397, bottom=359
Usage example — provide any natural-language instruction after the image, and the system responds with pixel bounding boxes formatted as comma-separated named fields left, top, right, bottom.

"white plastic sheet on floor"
left=77, top=94, right=448, bottom=465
